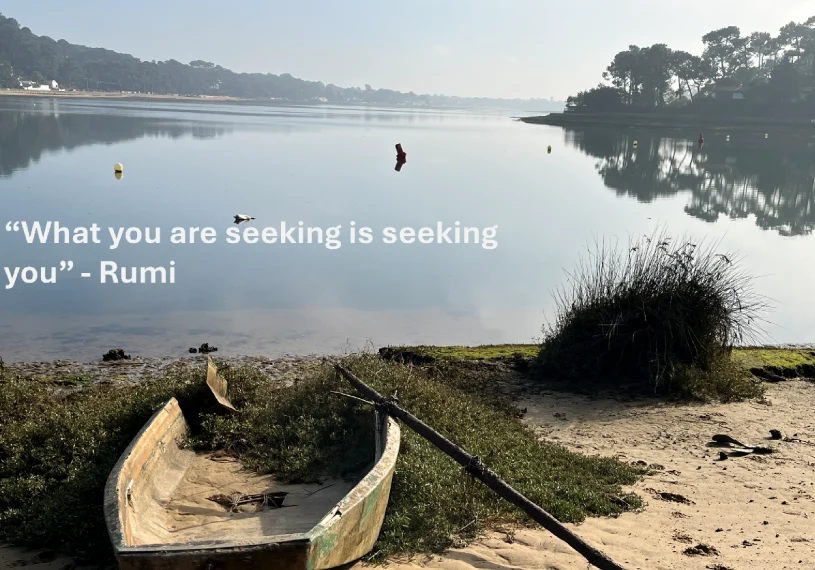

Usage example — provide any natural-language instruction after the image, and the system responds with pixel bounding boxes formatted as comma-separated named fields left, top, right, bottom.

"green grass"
left=0, top=365, right=215, bottom=563
left=0, top=355, right=644, bottom=565
left=733, top=347, right=815, bottom=371
left=385, top=344, right=813, bottom=373
left=384, top=345, right=815, bottom=402
left=382, top=344, right=540, bottom=361
left=43, top=374, right=94, bottom=386
left=667, top=356, right=764, bottom=403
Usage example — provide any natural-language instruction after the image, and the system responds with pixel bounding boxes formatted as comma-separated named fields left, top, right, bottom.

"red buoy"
left=395, top=143, right=407, bottom=172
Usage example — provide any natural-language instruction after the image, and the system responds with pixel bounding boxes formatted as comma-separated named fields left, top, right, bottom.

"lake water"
left=1, top=96, right=814, bottom=362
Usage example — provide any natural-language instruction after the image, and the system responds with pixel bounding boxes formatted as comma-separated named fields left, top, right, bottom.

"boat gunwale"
left=308, top=409, right=401, bottom=537
left=103, top=397, right=178, bottom=554
left=104, top=397, right=400, bottom=557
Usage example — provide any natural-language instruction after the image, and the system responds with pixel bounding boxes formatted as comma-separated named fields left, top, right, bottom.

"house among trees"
left=563, top=16, right=815, bottom=116
left=708, top=82, right=748, bottom=100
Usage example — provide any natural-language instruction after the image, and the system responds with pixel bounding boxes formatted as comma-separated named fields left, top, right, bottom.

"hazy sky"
left=2, top=0, right=812, bottom=100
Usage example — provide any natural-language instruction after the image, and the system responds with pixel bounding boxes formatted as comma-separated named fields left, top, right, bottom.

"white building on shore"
left=19, top=79, right=59, bottom=91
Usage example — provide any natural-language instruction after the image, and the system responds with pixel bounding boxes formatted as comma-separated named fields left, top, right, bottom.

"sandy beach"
left=379, top=379, right=815, bottom=570
left=2, top=366, right=813, bottom=570
left=0, top=88, right=243, bottom=103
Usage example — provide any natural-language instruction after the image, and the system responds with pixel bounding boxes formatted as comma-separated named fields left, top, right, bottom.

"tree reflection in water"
left=0, top=101, right=229, bottom=178
left=564, top=127, right=815, bottom=236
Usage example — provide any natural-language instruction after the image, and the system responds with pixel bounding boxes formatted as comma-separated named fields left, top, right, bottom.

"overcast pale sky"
left=1, top=0, right=812, bottom=100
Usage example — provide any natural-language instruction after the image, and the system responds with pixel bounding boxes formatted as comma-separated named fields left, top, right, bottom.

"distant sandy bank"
left=0, top=89, right=243, bottom=103
left=521, top=112, right=815, bottom=131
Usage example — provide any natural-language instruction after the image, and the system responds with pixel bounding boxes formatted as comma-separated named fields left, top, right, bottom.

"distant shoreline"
left=0, top=89, right=245, bottom=103
left=0, top=89, right=561, bottom=113
left=521, top=112, right=815, bottom=131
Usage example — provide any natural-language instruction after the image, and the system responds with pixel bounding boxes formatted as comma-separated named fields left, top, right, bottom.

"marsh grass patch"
left=537, top=229, right=768, bottom=401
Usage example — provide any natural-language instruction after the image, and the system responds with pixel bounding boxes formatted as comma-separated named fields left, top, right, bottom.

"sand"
left=3, top=380, right=814, bottom=569
left=0, top=89, right=242, bottom=103
left=129, top=453, right=354, bottom=546
left=373, top=380, right=815, bottom=570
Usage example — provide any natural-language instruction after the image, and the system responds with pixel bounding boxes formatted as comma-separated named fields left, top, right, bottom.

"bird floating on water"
left=233, top=214, right=255, bottom=224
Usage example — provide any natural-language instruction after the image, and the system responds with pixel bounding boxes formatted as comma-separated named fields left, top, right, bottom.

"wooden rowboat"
left=103, top=397, right=400, bottom=570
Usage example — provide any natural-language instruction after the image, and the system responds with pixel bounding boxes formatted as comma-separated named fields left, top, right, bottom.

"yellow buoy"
left=114, top=163, right=123, bottom=173
left=547, top=145, right=552, bottom=154
left=114, top=171, right=124, bottom=180
left=633, top=140, right=638, bottom=147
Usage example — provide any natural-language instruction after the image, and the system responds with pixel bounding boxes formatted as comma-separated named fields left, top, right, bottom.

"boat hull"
left=104, top=397, right=400, bottom=570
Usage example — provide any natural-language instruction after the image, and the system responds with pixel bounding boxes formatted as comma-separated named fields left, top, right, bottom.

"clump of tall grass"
left=538, top=230, right=767, bottom=400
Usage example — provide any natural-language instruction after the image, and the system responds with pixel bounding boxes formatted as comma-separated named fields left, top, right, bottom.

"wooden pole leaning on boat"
left=333, top=363, right=630, bottom=570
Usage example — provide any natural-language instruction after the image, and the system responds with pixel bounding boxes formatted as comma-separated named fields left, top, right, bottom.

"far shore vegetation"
left=0, top=13, right=558, bottom=111
left=527, top=16, right=815, bottom=124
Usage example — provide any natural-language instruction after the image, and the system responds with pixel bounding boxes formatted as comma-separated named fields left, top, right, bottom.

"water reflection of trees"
left=565, top=127, right=815, bottom=236
left=0, top=108, right=228, bottom=177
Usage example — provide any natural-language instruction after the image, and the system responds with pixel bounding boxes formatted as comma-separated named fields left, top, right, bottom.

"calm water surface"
left=1, top=97, right=814, bottom=362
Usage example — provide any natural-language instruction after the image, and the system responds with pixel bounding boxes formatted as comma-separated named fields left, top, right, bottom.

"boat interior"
left=114, top=398, right=370, bottom=548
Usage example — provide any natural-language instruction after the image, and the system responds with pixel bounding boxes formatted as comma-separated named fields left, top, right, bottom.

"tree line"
left=0, top=13, right=556, bottom=110
left=566, top=17, right=815, bottom=116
